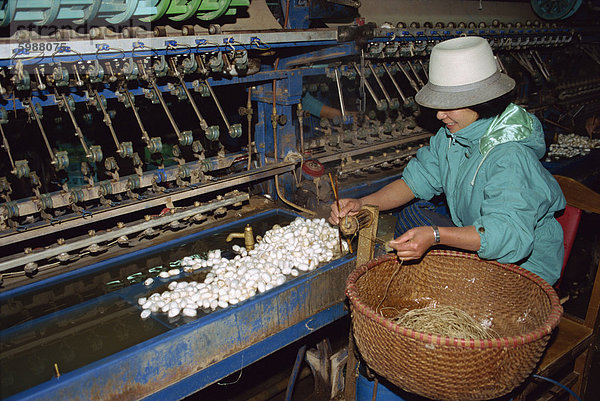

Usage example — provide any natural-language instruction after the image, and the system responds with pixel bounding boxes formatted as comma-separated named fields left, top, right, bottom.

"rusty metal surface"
left=10, top=255, right=354, bottom=401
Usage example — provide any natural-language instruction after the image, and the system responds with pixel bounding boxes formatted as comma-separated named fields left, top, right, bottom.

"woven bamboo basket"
left=345, top=250, right=562, bottom=401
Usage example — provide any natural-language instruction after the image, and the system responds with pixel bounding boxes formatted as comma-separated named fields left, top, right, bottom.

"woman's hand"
left=388, top=226, right=436, bottom=260
left=329, top=198, right=363, bottom=225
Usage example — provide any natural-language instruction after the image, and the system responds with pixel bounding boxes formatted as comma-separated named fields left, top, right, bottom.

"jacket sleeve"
left=301, top=92, right=324, bottom=118
left=401, top=129, right=445, bottom=200
left=473, top=142, right=557, bottom=263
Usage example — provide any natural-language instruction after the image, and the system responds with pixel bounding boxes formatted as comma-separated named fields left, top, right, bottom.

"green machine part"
left=0, top=0, right=249, bottom=26
left=142, top=0, right=250, bottom=22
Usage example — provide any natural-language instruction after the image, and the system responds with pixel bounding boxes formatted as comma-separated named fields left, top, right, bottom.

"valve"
left=88, top=60, right=105, bottom=83
left=53, top=151, right=70, bottom=171
left=179, top=131, right=194, bottom=146
left=52, top=66, right=70, bottom=87
left=149, top=137, right=163, bottom=153
left=13, top=160, right=30, bottom=178
left=208, top=52, right=224, bottom=73
left=153, top=56, right=169, bottom=78
left=229, top=123, right=243, bottom=138
left=122, top=58, right=139, bottom=80
left=205, top=125, right=220, bottom=141
left=182, top=55, right=198, bottom=75
left=193, top=81, right=211, bottom=97
left=118, top=142, right=133, bottom=158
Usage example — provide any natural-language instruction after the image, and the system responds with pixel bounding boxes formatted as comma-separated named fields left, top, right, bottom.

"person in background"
left=586, top=114, right=600, bottom=137
left=301, top=91, right=345, bottom=120
left=329, top=36, right=566, bottom=285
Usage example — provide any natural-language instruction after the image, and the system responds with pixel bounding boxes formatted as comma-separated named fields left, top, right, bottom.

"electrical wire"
left=531, top=374, right=582, bottom=401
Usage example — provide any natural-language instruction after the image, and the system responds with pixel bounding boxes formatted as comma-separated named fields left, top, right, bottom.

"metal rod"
left=57, top=92, right=91, bottom=157
left=247, top=87, right=253, bottom=170
left=123, top=89, right=151, bottom=145
left=0, top=123, right=15, bottom=169
left=150, top=80, right=183, bottom=141
left=352, top=63, right=382, bottom=105
left=334, top=67, right=347, bottom=123
left=395, top=62, right=419, bottom=93
left=368, top=63, right=392, bottom=104
left=382, top=63, right=408, bottom=103
left=28, top=99, right=56, bottom=164
left=93, top=90, right=122, bottom=152
left=418, top=59, right=428, bottom=79
left=170, top=58, right=208, bottom=130
left=205, top=79, right=232, bottom=133
left=408, top=61, right=425, bottom=88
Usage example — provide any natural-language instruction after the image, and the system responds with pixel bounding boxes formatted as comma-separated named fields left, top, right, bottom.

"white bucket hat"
left=415, top=36, right=515, bottom=110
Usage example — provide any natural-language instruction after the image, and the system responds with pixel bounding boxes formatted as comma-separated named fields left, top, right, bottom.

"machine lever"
left=333, top=67, right=348, bottom=124
left=395, top=62, right=420, bottom=93
left=352, top=63, right=387, bottom=111
left=368, top=63, right=399, bottom=110
left=169, top=58, right=208, bottom=131
left=0, top=122, right=15, bottom=170
left=149, top=79, right=193, bottom=146
left=92, top=90, right=130, bottom=157
left=407, top=61, right=425, bottom=88
left=27, top=99, right=58, bottom=167
left=382, top=63, right=408, bottom=104
left=204, top=79, right=241, bottom=138
left=57, top=92, right=94, bottom=161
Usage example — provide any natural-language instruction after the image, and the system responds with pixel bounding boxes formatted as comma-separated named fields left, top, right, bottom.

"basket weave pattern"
left=345, top=250, right=562, bottom=401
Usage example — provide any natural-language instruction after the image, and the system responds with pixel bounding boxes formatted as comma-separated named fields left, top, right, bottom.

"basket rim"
left=345, top=250, right=563, bottom=349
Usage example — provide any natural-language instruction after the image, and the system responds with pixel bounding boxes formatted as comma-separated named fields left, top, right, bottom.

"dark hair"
left=470, top=92, right=513, bottom=119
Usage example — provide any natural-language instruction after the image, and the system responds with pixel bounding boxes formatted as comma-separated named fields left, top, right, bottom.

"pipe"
left=247, top=87, right=253, bottom=170
left=271, top=60, right=316, bottom=216
left=297, top=102, right=305, bottom=155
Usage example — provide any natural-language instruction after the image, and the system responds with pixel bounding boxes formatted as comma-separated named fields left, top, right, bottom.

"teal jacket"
left=402, top=104, right=566, bottom=284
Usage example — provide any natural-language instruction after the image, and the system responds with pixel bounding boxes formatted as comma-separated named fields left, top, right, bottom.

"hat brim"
left=415, top=73, right=515, bottom=110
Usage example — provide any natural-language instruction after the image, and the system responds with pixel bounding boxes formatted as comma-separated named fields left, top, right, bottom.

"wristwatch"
left=431, top=224, right=441, bottom=244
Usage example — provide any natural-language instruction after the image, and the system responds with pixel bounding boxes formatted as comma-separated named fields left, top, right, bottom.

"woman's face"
left=436, top=108, right=479, bottom=133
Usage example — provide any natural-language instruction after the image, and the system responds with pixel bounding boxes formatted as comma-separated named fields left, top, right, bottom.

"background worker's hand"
left=329, top=198, right=362, bottom=225
left=388, top=226, right=436, bottom=260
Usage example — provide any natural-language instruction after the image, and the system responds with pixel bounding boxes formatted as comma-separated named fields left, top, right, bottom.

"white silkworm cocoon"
left=142, top=300, right=153, bottom=309
left=144, top=278, right=154, bottom=286
left=257, top=281, right=266, bottom=293
left=161, top=304, right=170, bottom=313
left=218, top=300, right=228, bottom=309
left=168, top=282, right=178, bottom=291
left=291, top=269, right=299, bottom=277
left=202, top=299, right=211, bottom=309
left=138, top=297, right=147, bottom=305
left=168, top=269, right=180, bottom=276
left=159, top=271, right=170, bottom=279
left=168, top=308, right=180, bottom=318
left=150, top=304, right=159, bottom=313
left=140, top=310, right=151, bottom=319
left=182, top=308, right=197, bottom=317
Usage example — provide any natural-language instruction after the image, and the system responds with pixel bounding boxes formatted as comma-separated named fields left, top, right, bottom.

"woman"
left=330, top=36, right=566, bottom=285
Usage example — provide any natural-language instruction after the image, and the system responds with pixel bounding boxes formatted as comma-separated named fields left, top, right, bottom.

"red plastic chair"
left=555, top=204, right=582, bottom=290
